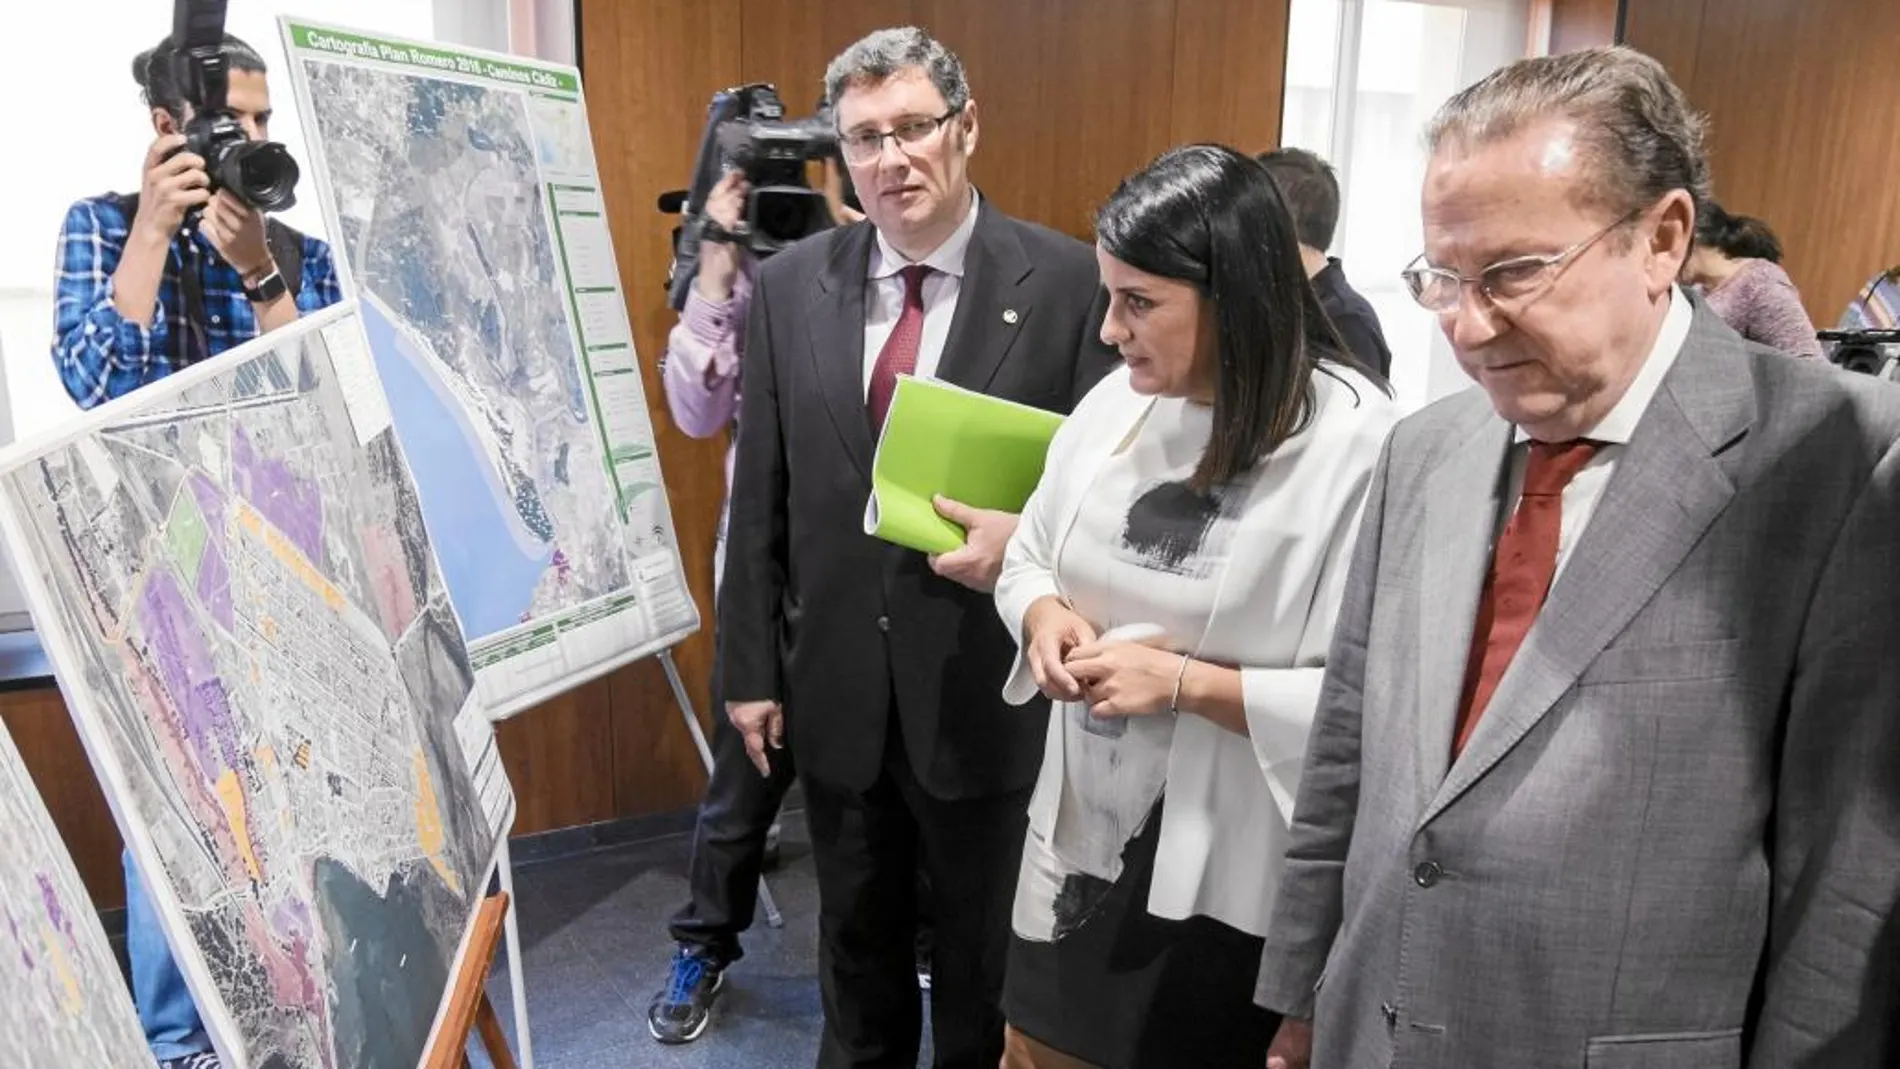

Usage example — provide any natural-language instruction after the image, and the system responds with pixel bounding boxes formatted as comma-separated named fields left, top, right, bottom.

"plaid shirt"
left=52, top=193, right=343, bottom=408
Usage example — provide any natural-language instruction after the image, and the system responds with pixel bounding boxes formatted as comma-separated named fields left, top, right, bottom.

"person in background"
left=1258, top=46, right=1899, bottom=1068
left=719, top=26, right=1119, bottom=1068
left=645, top=153, right=876, bottom=1044
left=1679, top=200, right=1822, bottom=357
left=1257, top=147, right=1392, bottom=378
left=51, top=31, right=340, bottom=1069
left=993, top=145, right=1397, bottom=1069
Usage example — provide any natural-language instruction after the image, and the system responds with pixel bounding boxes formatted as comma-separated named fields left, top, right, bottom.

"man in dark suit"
left=718, top=26, right=1119, bottom=1069
left=1258, top=147, right=1392, bottom=379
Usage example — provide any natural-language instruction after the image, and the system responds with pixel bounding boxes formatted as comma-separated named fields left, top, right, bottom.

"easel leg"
left=659, top=648, right=784, bottom=929
left=498, top=839, right=536, bottom=1069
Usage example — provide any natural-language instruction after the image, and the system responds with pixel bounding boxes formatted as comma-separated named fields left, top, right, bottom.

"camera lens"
left=221, top=141, right=301, bottom=213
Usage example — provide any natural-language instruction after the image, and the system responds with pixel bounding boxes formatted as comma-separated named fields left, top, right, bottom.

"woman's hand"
left=1022, top=596, right=1098, bottom=702
left=1065, top=634, right=1183, bottom=720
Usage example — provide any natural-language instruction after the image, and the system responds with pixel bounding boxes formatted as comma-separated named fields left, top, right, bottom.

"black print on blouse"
left=1120, top=479, right=1232, bottom=576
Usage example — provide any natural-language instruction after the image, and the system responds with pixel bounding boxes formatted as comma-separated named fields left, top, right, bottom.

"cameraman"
left=50, top=32, right=339, bottom=1069
left=647, top=160, right=865, bottom=1044
left=53, top=34, right=339, bottom=410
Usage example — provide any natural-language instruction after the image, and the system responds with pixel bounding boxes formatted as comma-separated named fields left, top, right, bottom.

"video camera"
left=666, top=83, right=841, bottom=311
left=1820, top=328, right=1900, bottom=377
left=171, top=0, right=299, bottom=212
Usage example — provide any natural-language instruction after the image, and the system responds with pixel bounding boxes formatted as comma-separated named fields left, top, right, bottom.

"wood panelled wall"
left=1622, top=0, right=1900, bottom=322
left=494, top=0, right=1293, bottom=833
left=1545, top=0, right=1620, bottom=53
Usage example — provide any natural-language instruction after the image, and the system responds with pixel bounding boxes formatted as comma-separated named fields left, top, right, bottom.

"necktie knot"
left=1523, top=439, right=1600, bottom=498
left=900, top=264, right=932, bottom=306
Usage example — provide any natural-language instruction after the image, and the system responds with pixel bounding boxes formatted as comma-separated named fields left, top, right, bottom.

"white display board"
left=0, top=714, right=151, bottom=1066
left=0, top=302, right=512, bottom=1069
left=281, top=17, right=700, bottom=719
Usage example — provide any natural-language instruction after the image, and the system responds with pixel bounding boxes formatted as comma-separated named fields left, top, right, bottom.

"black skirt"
left=1001, top=800, right=1280, bottom=1068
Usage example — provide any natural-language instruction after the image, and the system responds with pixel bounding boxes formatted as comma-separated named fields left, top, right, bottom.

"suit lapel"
left=1419, top=311, right=1752, bottom=828
left=1412, top=409, right=1513, bottom=808
left=936, top=204, right=1033, bottom=393
left=807, top=224, right=877, bottom=481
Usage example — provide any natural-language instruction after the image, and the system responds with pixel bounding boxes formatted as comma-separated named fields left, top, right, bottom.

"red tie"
left=867, top=264, right=932, bottom=434
left=1452, top=439, right=1601, bottom=758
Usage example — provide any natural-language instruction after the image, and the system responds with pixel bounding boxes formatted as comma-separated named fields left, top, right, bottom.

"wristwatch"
left=243, top=267, right=288, bottom=304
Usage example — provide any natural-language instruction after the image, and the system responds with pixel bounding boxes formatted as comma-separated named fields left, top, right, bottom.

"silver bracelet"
left=1169, top=654, right=1191, bottom=715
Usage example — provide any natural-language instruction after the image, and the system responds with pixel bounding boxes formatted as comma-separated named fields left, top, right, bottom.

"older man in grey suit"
left=1257, top=47, right=1900, bottom=1069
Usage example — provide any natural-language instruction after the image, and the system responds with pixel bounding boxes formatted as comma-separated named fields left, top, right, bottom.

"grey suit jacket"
left=1257, top=303, right=1900, bottom=1068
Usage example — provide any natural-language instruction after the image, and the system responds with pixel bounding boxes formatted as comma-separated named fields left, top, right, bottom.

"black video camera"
left=1819, top=328, right=1900, bottom=376
left=666, top=83, right=841, bottom=310
left=171, top=0, right=299, bottom=213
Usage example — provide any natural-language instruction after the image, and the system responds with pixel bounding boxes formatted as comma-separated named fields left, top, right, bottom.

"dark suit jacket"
left=719, top=203, right=1119, bottom=800
left=1312, top=258, right=1392, bottom=379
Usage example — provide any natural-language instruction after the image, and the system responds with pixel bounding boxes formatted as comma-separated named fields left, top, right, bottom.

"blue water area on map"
left=360, top=298, right=549, bottom=640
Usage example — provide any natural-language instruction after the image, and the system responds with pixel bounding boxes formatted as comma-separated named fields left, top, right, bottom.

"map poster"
left=0, top=715, right=151, bottom=1066
left=0, top=302, right=513, bottom=1069
left=282, top=18, right=701, bottom=720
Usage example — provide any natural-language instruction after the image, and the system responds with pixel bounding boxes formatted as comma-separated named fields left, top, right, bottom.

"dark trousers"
left=667, top=654, right=797, bottom=964
left=804, top=721, right=1031, bottom=1069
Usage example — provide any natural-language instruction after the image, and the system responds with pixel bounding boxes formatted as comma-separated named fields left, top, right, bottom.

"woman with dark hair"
left=992, top=144, right=1398, bottom=1068
left=1680, top=201, right=1821, bottom=358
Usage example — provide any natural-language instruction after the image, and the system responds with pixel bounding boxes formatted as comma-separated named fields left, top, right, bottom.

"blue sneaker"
left=647, top=946, right=726, bottom=1044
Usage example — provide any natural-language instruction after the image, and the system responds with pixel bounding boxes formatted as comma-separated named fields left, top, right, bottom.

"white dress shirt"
left=1502, top=286, right=1694, bottom=576
left=862, top=190, right=981, bottom=397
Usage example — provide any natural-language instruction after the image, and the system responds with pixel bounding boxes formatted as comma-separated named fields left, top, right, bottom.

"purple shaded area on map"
left=197, top=543, right=234, bottom=632
left=190, top=474, right=227, bottom=555
left=9, top=910, right=29, bottom=971
left=231, top=427, right=324, bottom=565
left=140, top=568, right=240, bottom=778
left=36, top=874, right=70, bottom=940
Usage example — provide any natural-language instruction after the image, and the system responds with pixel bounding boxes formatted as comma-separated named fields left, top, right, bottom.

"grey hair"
left=1426, top=46, right=1710, bottom=220
left=824, top=27, right=970, bottom=116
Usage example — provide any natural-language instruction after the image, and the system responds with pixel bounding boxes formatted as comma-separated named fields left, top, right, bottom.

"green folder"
left=863, top=375, right=1066, bottom=554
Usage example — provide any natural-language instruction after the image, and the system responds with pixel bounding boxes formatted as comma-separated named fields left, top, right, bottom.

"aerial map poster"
left=282, top=18, right=701, bottom=720
left=0, top=716, right=151, bottom=1066
left=0, top=303, right=512, bottom=1069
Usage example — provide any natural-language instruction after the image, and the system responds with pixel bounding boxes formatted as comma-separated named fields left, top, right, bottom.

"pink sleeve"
left=1739, top=262, right=1824, bottom=359
left=661, top=267, right=750, bottom=438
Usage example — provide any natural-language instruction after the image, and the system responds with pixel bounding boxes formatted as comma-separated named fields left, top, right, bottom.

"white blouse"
left=995, top=362, right=1398, bottom=937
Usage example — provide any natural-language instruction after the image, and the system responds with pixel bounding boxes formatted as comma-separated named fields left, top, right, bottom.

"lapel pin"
left=1003, top=309, right=1020, bottom=325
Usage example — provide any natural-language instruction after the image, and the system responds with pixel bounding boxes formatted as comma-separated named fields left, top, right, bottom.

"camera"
left=1819, top=328, right=1900, bottom=378
left=666, top=83, right=842, bottom=310
left=172, top=0, right=299, bottom=212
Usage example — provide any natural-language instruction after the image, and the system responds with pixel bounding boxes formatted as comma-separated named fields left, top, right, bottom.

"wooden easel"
left=422, top=892, right=521, bottom=1069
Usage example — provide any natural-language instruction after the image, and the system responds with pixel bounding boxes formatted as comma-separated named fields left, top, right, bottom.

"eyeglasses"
left=838, top=107, right=963, bottom=164
left=1400, top=208, right=1642, bottom=312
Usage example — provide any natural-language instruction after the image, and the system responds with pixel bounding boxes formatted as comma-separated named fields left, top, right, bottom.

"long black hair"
left=1696, top=200, right=1782, bottom=263
left=1096, top=144, right=1380, bottom=491
left=133, top=33, right=270, bottom=124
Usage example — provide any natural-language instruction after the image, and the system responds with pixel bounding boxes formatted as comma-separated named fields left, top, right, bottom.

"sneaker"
left=159, top=1055, right=223, bottom=1069
left=647, top=946, right=726, bottom=1044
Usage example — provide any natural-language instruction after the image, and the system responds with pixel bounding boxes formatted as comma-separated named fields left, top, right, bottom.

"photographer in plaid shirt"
left=53, top=31, right=339, bottom=412
left=50, top=31, right=339, bottom=1069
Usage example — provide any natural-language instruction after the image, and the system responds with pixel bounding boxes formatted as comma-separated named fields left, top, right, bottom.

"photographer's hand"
left=201, top=190, right=299, bottom=332
left=200, top=190, right=273, bottom=280
left=114, top=134, right=211, bottom=328
left=696, top=171, right=750, bottom=303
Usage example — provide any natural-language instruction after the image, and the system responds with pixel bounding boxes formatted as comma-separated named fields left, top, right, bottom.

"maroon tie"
left=1452, top=439, right=1601, bottom=758
left=867, top=264, right=932, bottom=434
